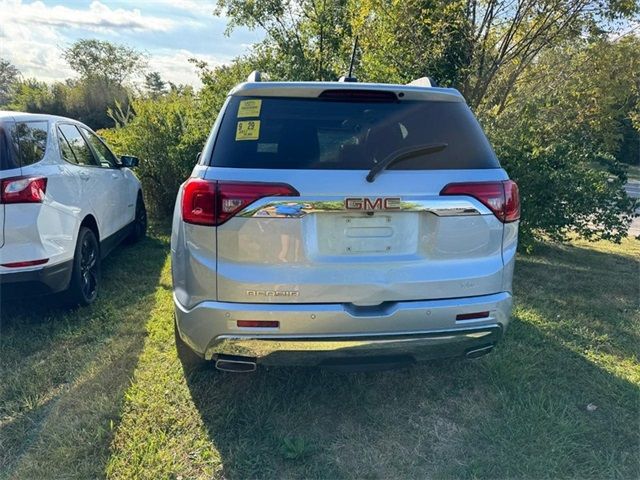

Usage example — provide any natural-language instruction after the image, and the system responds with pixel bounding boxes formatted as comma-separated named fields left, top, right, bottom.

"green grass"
left=1, top=227, right=638, bottom=479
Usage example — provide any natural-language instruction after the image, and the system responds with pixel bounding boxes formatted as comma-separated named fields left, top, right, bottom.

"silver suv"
left=171, top=75, right=519, bottom=372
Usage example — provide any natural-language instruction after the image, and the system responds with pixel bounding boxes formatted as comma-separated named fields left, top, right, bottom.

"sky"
left=0, top=0, right=264, bottom=87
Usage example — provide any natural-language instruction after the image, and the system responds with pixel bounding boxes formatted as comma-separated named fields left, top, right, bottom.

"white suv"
left=171, top=76, right=519, bottom=372
left=0, top=112, right=146, bottom=305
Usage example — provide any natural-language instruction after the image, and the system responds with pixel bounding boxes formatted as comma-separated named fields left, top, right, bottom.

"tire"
left=66, top=226, right=100, bottom=306
left=127, top=192, right=147, bottom=244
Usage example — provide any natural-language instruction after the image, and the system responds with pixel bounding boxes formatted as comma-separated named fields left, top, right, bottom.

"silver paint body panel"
left=174, top=291, right=512, bottom=363
left=170, top=82, right=518, bottom=365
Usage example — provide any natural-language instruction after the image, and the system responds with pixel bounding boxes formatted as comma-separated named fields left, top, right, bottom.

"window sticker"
left=237, top=99, right=262, bottom=118
left=236, top=120, right=261, bottom=141
left=257, top=143, right=278, bottom=153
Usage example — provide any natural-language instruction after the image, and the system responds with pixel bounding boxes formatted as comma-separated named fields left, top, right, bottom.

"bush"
left=100, top=91, right=208, bottom=217
left=100, top=61, right=253, bottom=218
left=481, top=38, right=639, bottom=249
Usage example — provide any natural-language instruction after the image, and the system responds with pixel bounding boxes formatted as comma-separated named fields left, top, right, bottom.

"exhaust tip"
left=215, top=355, right=257, bottom=373
left=465, top=344, right=494, bottom=359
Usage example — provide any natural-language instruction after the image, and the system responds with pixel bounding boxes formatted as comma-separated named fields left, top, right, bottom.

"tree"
left=215, top=0, right=352, bottom=80
left=62, top=39, right=147, bottom=85
left=53, top=39, right=147, bottom=129
left=484, top=36, right=639, bottom=247
left=347, top=0, right=474, bottom=87
left=0, top=58, right=21, bottom=106
left=350, top=0, right=638, bottom=110
left=145, top=71, right=167, bottom=97
left=7, top=79, right=52, bottom=113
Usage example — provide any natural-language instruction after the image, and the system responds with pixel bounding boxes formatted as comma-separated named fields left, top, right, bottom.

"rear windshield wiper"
left=366, top=143, right=448, bottom=183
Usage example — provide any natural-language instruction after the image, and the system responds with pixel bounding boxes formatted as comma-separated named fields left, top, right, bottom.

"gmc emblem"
left=344, top=197, right=401, bottom=211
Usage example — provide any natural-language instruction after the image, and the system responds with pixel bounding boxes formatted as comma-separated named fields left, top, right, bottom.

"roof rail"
left=247, top=70, right=262, bottom=82
left=407, top=76, right=437, bottom=88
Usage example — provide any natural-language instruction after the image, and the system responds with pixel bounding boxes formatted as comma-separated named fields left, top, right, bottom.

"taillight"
left=1, top=176, right=47, bottom=204
left=440, top=180, right=520, bottom=223
left=181, top=179, right=299, bottom=226
left=182, top=178, right=217, bottom=225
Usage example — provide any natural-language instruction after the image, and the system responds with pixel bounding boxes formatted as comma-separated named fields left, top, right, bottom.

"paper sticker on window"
left=237, top=99, right=262, bottom=118
left=236, top=120, right=260, bottom=141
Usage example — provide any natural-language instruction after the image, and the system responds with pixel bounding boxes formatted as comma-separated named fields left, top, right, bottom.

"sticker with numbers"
left=236, top=120, right=261, bottom=141
left=237, top=99, right=262, bottom=118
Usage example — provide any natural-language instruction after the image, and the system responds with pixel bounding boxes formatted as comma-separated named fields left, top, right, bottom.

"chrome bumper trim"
left=204, top=324, right=503, bottom=365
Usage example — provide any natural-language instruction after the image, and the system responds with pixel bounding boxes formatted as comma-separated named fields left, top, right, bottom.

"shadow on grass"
left=180, top=241, right=639, bottom=479
left=0, top=231, right=169, bottom=479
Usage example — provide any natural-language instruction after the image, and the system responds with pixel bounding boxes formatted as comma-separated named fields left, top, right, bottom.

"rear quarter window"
left=0, top=120, right=49, bottom=170
left=209, top=96, right=500, bottom=170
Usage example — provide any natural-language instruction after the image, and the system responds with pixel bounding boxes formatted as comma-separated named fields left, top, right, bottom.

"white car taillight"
left=0, top=176, right=47, bottom=204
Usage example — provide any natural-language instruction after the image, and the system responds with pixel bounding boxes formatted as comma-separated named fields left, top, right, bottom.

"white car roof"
left=229, top=81, right=465, bottom=103
left=0, top=110, right=84, bottom=124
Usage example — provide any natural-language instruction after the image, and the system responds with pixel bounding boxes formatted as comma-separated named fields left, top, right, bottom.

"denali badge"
left=345, top=197, right=401, bottom=211
left=246, top=290, right=300, bottom=297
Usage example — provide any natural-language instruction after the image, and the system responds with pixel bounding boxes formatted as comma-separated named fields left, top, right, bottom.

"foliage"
left=8, top=77, right=130, bottom=130
left=484, top=36, right=639, bottom=247
left=62, top=39, right=147, bottom=85
left=98, top=59, right=255, bottom=217
left=6, top=79, right=53, bottom=113
left=350, top=0, right=474, bottom=87
left=100, top=91, right=203, bottom=217
left=215, top=0, right=352, bottom=80
left=0, top=58, right=21, bottom=106
left=6, top=40, right=147, bottom=130
left=144, top=71, right=168, bottom=98
left=460, top=0, right=638, bottom=110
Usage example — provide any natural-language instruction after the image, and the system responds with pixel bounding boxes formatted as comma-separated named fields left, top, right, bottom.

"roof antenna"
left=338, top=36, right=359, bottom=82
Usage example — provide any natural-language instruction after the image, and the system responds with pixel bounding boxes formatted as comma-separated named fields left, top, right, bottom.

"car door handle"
left=79, top=172, right=90, bottom=181
left=111, top=172, right=119, bottom=179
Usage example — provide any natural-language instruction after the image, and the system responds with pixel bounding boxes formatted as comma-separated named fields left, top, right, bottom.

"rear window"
left=210, top=96, right=499, bottom=170
left=0, top=120, right=49, bottom=171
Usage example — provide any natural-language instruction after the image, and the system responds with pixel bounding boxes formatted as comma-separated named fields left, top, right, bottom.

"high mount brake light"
left=440, top=180, right=520, bottom=223
left=318, top=90, right=398, bottom=102
left=181, top=179, right=299, bottom=226
left=1, top=176, right=47, bottom=204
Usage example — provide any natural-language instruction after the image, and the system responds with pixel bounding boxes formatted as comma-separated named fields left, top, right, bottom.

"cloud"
left=154, top=0, right=218, bottom=16
left=0, top=1, right=258, bottom=87
left=0, top=18, right=75, bottom=83
left=151, top=49, right=228, bottom=87
left=0, top=0, right=177, bottom=33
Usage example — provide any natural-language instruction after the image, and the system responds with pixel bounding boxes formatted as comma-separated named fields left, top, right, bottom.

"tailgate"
left=214, top=169, right=507, bottom=304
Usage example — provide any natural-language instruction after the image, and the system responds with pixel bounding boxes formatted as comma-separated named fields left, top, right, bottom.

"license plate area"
left=315, top=212, right=420, bottom=255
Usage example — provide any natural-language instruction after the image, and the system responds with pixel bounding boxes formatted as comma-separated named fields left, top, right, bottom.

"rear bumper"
left=174, top=291, right=512, bottom=365
left=0, top=260, right=73, bottom=298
